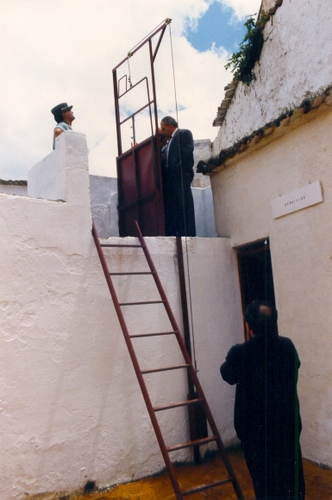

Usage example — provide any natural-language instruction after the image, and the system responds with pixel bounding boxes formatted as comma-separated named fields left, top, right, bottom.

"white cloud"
left=0, top=0, right=261, bottom=180
left=220, top=0, right=261, bottom=19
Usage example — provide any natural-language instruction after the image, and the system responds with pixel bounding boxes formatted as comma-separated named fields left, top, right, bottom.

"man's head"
left=244, top=300, right=278, bottom=338
left=160, top=116, right=178, bottom=139
left=51, top=102, right=75, bottom=125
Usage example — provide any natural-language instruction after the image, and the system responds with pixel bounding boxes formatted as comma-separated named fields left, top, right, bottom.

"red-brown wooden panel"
left=117, top=136, right=165, bottom=237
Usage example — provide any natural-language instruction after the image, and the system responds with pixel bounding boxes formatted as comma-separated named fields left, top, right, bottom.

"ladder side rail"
left=134, top=220, right=226, bottom=410
left=134, top=221, right=244, bottom=499
left=91, top=222, right=183, bottom=498
left=134, top=221, right=193, bottom=358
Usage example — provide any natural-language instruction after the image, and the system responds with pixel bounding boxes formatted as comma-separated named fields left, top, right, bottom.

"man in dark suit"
left=220, top=300, right=305, bottom=499
left=160, top=116, right=196, bottom=237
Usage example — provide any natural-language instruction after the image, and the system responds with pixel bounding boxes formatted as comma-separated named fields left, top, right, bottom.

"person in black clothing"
left=220, top=300, right=305, bottom=499
left=159, top=116, right=196, bottom=237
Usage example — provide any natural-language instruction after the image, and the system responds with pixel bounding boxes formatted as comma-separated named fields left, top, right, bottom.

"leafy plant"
left=225, top=15, right=265, bottom=86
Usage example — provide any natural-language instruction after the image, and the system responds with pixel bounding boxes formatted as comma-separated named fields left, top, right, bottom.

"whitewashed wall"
left=1, top=137, right=216, bottom=239
left=211, top=109, right=332, bottom=467
left=213, top=0, right=332, bottom=153
left=208, top=0, right=332, bottom=467
left=0, top=132, right=243, bottom=500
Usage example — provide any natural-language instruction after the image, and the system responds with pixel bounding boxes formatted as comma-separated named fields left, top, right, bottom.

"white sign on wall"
left=271, top=181, right=323, bottom=219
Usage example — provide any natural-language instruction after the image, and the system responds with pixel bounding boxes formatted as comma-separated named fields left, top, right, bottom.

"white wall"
left=211, top=109, right=332, bottom=467
left=90, top=175, right=119, bottom=237
left=1, top=137, right=216, bottom=239
left=208, top=0, right=332, bottom=467
left=0, top=132, right=243, bottom=499
left=213, top=0, right=332, bottom=154
left=0, top=183, right=27, bottom=195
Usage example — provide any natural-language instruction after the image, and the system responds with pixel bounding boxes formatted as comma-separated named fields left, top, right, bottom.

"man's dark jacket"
left=220, top=334, right=305, bottom=499
left=161, top=128, right=196, bottom=237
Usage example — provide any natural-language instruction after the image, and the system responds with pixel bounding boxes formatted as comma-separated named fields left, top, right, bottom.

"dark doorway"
left=236, top=239, right=276, bottom=338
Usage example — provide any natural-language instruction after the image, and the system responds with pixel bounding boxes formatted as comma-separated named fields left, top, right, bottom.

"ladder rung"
left=167, top=435, right=218, bottom=453
left=110, top=271, right=152, bottom=276
left=92, top=220, right=245, bottom=500
left=119, top=300, right=164, bottom=306
left=101, top=243, right=142, bottom=248
left=141, top=364, right=189, bottom=374
left=153, top=398, right=204, bottom=412
left=181, top=478, right=235, bottom=496
left=130, top=331, right=176, bottom=338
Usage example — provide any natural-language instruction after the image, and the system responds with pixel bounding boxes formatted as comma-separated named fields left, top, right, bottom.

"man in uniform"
left=51, top=102, right=75, bottom=149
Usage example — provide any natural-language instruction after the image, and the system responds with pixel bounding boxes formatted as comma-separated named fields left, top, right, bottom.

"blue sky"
left=186, top=2, right=248, bottom=52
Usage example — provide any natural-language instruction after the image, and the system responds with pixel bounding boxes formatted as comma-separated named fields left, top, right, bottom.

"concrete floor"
left=69, top=448, right=332, bottom=500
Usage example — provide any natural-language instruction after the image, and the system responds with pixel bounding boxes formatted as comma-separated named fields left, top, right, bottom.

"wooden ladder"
left=92, top=220, right=244, bottom=499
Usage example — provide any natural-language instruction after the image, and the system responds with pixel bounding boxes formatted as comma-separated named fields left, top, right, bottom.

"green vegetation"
left=225, top=15, right=265, bottom=86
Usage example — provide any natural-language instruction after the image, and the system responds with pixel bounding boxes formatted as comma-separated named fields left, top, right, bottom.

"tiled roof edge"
left=198, top=84, right=332, bottom=175
left=0, top=179, right=27, bottom=186
left=213, top=0, right=284, bottom=128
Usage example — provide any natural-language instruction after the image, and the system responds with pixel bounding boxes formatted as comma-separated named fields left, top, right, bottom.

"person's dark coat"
left=220, top=334, right=305, bottom=499
left=161, top=128, right=196, bottom=237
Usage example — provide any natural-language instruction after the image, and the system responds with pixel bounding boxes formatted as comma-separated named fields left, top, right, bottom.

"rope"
left=127, top=59, right=136, bottom=145
left=168, top=24, right=198, bottom=372
left=168, top=24, right=179, bottom=124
